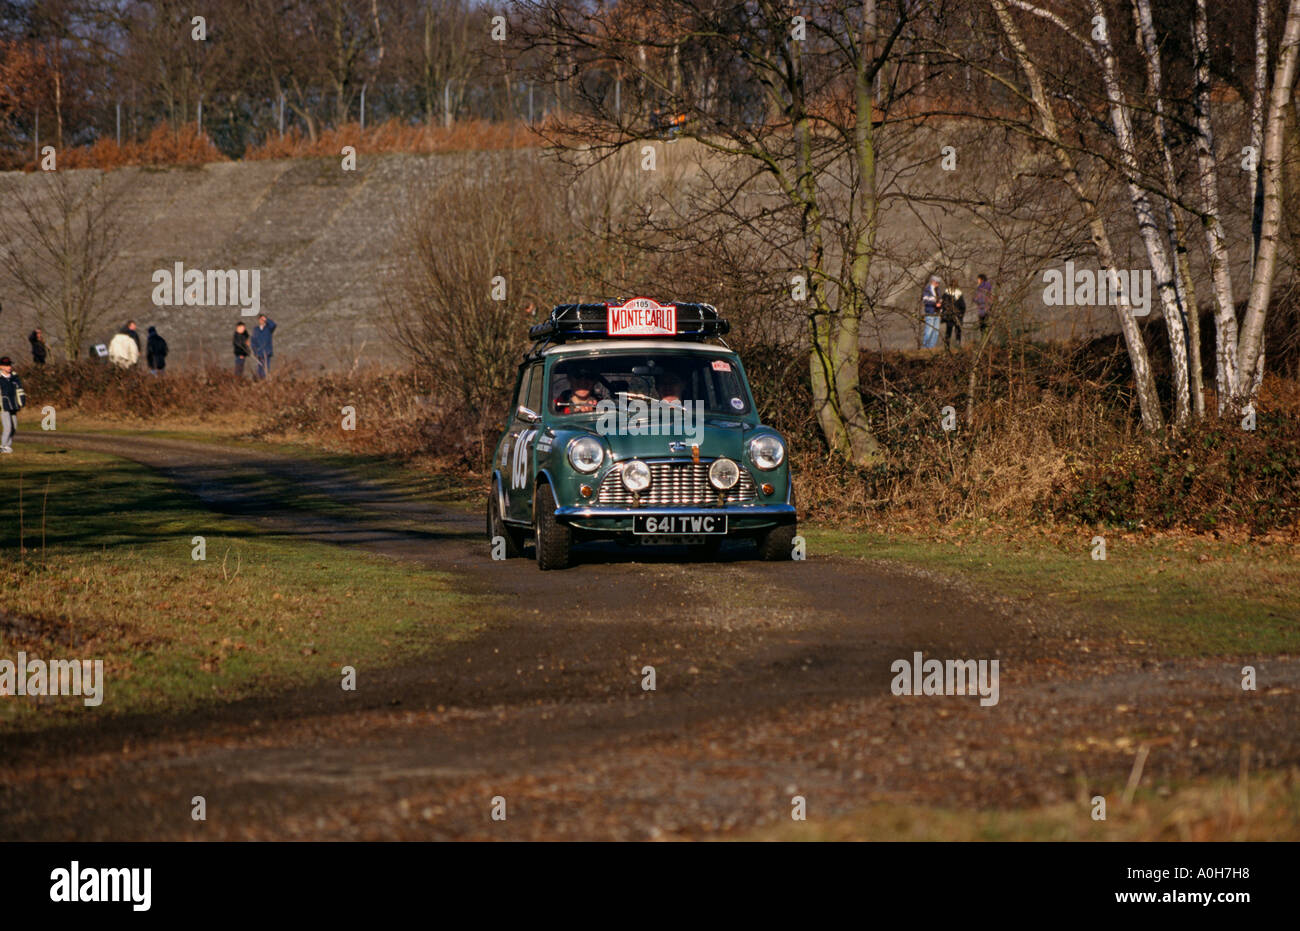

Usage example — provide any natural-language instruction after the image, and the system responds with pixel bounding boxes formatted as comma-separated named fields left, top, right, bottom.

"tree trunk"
left=53, top=45, right=63, bottom=151
left=793, top=2, right=885, bottom=467
left=991, top=0, right=1164, bottom=432
left=1237, top=0, right=1300, bottom=399
left=1134, top=0, right=1203, bottom=418
left=424, top=5, right=436, bottom=124
left=1089, top=0, right=1189, bottom=424
left=1250, top=0, right=1269, bottom=271
left=1191, top=0, right=1240, bottom=413
left=1247, top=0, right=1270, bottom=397
left=287, top=75, right=319, bottom=142
left=1175, top=230, right=1205, bottom=419
left=836, top=0, right=885, bottom=466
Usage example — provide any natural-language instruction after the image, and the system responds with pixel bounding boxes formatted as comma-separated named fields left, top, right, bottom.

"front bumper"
left=555, top=503, right=796, bottom=534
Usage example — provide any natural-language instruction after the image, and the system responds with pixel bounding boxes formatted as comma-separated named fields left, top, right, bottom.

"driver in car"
left=555, top=370, right=602, bottom=414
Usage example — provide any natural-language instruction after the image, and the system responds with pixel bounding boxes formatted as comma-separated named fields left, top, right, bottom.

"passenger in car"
left=658, top=375, right=686, bottom=405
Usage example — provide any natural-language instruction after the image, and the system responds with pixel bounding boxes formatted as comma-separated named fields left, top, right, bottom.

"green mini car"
left=487, top=299, right=797, bottom=569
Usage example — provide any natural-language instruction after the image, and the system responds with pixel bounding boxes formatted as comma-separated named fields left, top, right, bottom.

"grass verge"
left=752, top=771, right=1300, bottom=841
left=806, top=526, right=1300, bottom=656
left=0, top=447, right=479, bottom=734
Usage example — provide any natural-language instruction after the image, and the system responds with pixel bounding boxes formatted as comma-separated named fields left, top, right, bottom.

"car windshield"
left=549, top=353, right=751, bottom=417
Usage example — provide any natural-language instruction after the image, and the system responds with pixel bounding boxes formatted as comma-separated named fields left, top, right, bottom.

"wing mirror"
left=517, top=405, right=541, bottom=424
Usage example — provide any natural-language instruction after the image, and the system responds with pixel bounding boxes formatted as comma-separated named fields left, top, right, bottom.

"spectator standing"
left=973, top=274, right=993, bottom=336
left=107, top=330, right=140, bottom=369
left=146, top=326, right=169, bottom=375
left=0, top=355, right=26, bottom=453
left=119, top=320, right=141, bottom=351
left=922, top=276, right=941, bottom=349
left=28, top=329, right=47, bottom=365
left=233, top=323, right=251, bottom=377
left=251, top=314, right=276, bottom=380
left=941, top=286, right=966, bottom=350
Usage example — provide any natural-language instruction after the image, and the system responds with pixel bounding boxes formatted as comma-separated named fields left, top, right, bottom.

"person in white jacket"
left=107, top=331, right=140, bottom=369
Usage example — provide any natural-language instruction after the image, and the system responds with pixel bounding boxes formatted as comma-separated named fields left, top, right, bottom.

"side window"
left=508, top=367, right=529, bottom=426
left=524, top=364, right=545, bottom=415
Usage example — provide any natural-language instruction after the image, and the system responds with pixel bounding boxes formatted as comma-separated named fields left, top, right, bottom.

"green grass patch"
left=807, top=527, right=1300, bottom=655
left=0, top=447, right=479, bottom=734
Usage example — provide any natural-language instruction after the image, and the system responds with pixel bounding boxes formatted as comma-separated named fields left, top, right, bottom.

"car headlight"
left=708, top=457, right=740, bottom=490
left=748, top=434, right=785, bottom=470
left=622, top=459, right=652, bottom=492
left=568, top=436, right=604, bottom=473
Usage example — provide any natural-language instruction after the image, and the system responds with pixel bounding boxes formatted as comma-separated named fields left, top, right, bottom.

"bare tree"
left=978, top=0, right=1300, bottom=426
left=230, top=0, right=383, bottom=141
left=511, top=0, right=965, bottom=467
left=986, top=0, right=1165, bottom=430
left=1132, top=0, right=1204, bottom=419
left=390, top=0, right=477, bottom=124
left=1235, top=0, right=1300, bottom=402
left=385, top=154, right=588, bottom=423
left=1191, top=0, right=1242, bottom=412
left=0, top=169, right=134, bottom=360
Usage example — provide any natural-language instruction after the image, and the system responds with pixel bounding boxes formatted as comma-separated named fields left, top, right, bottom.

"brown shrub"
left=21, top=362, right=478, bottom=472
left=1052, top=376, right=1300, bottom=533
left=51, top=124, right=227, bottom=170
left=748, top=336, right=1139, bottom=528
left=763, top=335, right=1299, bottom=536
left=244, top=119, right=534, bottom=160
left=8, top=119, right=531, bottom=171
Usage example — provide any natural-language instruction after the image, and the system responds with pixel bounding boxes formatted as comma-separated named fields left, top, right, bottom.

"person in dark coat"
left=146, top=326, right=168, bottom=375
left=941, top=286, right=966, bottom=350
left=973, top=274, right=993, bottom=335
left=250, top=314, right=276, bottom=380
left=28, top=329, right=47, bottom=365
left=233, top=323, right=251, bottom=377
left=0, top=355, right=26, bottom=453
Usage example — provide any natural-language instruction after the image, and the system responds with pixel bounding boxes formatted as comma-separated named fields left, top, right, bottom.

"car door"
left=498, top=365, right=528, bottom=516
left=504, top=362, right=544, bottom=522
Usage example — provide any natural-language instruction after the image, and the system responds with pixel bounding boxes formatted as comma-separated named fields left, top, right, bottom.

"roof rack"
left=527, top=300, right=729, bottom=349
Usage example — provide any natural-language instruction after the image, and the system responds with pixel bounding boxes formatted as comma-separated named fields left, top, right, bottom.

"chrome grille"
left=596, top=460, right=758, bottom=507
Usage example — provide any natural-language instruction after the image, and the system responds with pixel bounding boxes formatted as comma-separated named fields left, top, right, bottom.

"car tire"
left=756, top=523, right=796, bottom=561
left=487, top=488, right=525, bottom=558
left=533, top=483, right=573, bottom=570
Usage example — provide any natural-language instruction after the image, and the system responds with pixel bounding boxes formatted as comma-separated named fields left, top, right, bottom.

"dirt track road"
left=3, top=433, right=1297, bottom=840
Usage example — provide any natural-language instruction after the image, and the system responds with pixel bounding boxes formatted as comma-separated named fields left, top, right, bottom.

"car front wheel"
left=533, top=483, right=573, bottom=570
left=756, top=523, right=796, bottom=561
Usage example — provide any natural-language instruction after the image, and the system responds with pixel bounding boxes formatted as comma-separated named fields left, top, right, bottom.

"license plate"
left=633, top=514, right=727, bottom=535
